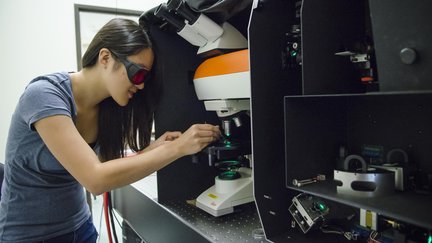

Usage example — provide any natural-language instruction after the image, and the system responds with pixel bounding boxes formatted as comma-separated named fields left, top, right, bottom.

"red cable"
left=104, top=192, right=113, bottom=243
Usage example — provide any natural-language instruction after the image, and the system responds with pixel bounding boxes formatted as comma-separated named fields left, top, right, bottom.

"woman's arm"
left=34, top=115, right=219, bottom=195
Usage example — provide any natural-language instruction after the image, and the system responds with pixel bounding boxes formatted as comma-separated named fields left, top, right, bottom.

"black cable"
left=112, top=206, right=123, bottom=230
left=320, top=224, right=356, bottom=241
left=107, top=191, right=119, bottom=243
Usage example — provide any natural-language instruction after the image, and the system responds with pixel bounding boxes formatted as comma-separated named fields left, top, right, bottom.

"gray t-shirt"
left=0, top=72, right=91, bottom=242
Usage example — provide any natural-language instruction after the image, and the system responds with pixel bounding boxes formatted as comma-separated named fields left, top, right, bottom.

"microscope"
left=153, top=0, right=253, bottom=216
left=193, top=49, right=253, bottom=217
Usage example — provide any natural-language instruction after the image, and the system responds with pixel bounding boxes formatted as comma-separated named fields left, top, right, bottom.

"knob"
left=400, top=48, right=417, bottom=65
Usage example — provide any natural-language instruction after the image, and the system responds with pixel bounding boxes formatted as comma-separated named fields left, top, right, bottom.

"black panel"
left=284, top=95, right=347, bottom=182
left=249, top=0, right=302, bottom=240
left=369, top=0, right=432, bottom=91
left=301, top=0, right=368, bottom=94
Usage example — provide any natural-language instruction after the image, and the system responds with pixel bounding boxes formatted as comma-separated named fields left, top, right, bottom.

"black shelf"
left=287, top=180, right=432, bottom=229
left=284, top=91, right=432, bottom=230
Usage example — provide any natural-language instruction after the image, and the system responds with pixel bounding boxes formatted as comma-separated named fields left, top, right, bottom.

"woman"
left=0, top=18, right=219, bottom=242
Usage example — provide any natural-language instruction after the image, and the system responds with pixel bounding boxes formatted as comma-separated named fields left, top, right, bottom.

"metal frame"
left=74, top=4, right=142, bottom=70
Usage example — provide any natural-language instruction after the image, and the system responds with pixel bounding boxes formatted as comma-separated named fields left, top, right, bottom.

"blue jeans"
left=39, top=217, right=98, bottom=243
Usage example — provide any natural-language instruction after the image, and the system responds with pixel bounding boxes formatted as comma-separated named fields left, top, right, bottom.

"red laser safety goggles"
left=118, top=58, right=150, bottom=85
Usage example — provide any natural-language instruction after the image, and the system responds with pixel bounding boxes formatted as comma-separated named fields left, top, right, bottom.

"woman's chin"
left=114, top=97, right=129, bottom=107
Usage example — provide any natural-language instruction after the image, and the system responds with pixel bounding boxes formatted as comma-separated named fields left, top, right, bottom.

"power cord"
left=320, top=224, right=359, bottom=241
left=103, top=192, right=113, bottom=243
left=367, top=231, right=382, bottom=243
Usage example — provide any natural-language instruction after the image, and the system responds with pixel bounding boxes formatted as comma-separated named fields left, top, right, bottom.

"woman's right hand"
left=172, top=124, right=220, bottom=156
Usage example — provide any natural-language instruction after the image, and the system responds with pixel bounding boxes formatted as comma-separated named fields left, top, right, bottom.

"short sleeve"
left=17, top=79, right=73, bottom=131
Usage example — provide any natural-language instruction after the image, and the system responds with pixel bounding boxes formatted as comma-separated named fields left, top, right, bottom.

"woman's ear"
left=98, top=48, right=112, bottom=68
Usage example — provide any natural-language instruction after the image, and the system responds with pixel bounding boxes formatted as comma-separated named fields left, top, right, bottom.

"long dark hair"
left=82, top=18, right=157, bottom=161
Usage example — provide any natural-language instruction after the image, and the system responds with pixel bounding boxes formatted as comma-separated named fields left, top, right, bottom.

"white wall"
left=0, top=0, right=164, bottom=163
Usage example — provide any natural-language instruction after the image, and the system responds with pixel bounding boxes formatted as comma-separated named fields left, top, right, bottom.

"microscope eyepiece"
left=170, top=0, right=200, bottom=25
left=166, top=0, right=182, bottom=10
left=154, top=3, right=185, bottom=31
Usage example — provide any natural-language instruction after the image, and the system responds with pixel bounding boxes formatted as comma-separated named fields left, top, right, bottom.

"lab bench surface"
left=112, top=182, right=268, bottom=243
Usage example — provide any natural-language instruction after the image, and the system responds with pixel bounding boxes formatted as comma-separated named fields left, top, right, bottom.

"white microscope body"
left=193, top=50, right=253, bottom=217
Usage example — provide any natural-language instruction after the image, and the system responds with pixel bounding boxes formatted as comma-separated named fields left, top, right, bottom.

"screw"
left=292, top=178, right=313, bottom=185
left=297, top=180, right=317, bottom=187
left=292, top=178, right=317, bottom=187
